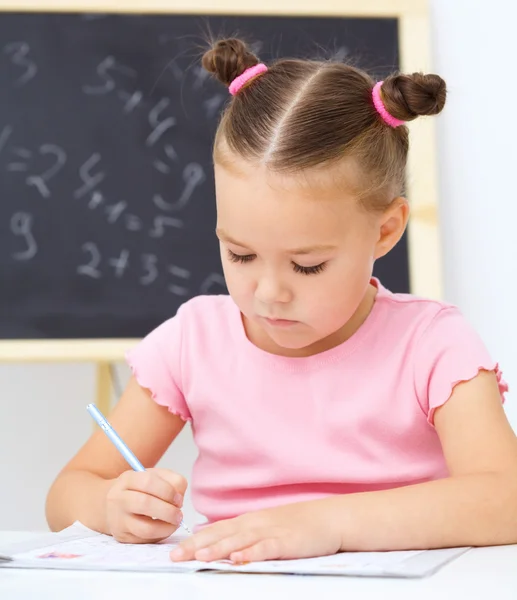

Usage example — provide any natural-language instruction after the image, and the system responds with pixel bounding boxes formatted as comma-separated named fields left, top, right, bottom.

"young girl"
left=46, top=38, right=517, bottom=564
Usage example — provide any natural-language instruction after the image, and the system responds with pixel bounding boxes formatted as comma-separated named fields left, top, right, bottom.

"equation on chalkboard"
left=0, top=12, right=405, bottom=339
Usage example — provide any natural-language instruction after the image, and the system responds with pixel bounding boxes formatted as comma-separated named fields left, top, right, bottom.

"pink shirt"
left=126, top=278, right=508, bottom=525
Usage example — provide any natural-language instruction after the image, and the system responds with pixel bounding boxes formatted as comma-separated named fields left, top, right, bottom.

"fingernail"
left=170, top=547, right=184, bottom=561
left=173, top=493, right=183, bottom=507
left=175, top=511, right=183, bottom=525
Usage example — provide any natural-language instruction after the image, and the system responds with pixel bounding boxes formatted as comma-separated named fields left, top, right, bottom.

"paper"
left=0, top=522, right=470, bottom=578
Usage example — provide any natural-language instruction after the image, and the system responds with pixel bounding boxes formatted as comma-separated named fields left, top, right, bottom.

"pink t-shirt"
left=126, top=278, right=508, bottom=525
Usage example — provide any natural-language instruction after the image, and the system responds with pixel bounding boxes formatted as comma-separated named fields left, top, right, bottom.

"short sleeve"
left=413, top=307, right=508, bottom=426
left=125, top=308, right=192, bottom=422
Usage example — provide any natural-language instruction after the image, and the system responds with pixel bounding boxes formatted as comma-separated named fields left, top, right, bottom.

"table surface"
left=1, top=531, right=516, bottom=600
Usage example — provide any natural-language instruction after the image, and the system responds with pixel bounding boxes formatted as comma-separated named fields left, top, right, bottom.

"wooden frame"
left=0, top=0, right=440, bottom=413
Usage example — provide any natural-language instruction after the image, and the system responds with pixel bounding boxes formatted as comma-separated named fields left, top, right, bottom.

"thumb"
left=148, top=467, right=188, bottom=497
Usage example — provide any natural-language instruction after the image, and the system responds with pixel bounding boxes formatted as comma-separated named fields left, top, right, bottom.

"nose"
left=255, top=273, right=292, bottom=305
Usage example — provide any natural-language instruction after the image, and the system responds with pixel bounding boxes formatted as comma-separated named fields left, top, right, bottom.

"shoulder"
left=146, top=294, right=240, bottom=356
left=127, top=294, right=237, bottom=360
left=375, top=278, right=487, bottom=348
left=374, top=277, right=458, bottom=330
left=125, top=295, right=238, bottom=401
left=374, top=280, right=508, bottom=422
left=371, top=278, right=468, bottom=357
left=374, top=277, right=496, bottom=366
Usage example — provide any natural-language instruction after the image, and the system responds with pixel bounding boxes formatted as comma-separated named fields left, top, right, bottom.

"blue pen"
left=86, top=403, right=191, bottom=534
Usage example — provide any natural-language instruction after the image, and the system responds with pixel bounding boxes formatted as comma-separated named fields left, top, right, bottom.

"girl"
left=46, top=39, right=517, bottom=564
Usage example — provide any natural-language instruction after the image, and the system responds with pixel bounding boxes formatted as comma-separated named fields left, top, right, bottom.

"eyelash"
left=226, top=249, right=327, bottom=275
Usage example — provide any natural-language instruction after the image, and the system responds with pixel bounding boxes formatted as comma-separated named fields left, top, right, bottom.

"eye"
left=227, top=249, right=256, bottom=263
left=292, top=262, right=327, bottom=275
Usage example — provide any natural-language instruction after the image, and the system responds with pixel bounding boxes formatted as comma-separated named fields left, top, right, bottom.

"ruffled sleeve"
left=125, top=307, right=192, bottom=422
left=413, top=307, right=508, bottom=426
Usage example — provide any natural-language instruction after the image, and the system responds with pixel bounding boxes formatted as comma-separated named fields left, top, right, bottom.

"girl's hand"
left=106, top=467, right=187, bottom=544
left=170, top=499, right=342, bottom=563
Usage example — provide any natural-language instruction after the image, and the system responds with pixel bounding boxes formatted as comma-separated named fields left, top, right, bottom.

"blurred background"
left=1, top=0, right=516, bottom=531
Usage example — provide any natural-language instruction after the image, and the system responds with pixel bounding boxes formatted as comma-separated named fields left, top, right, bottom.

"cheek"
left=220, top=261, right=254, bottom=303
left=305, top=256, right=373, bottom=316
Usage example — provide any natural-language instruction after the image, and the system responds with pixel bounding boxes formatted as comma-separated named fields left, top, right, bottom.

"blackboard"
left=0, top=12, right=405, bottom=340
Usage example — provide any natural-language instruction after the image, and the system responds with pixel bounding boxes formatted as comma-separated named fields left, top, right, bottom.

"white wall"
left=1, top=362, right=201, bottom=531
left=1, top=0, right=515, bottom=531
left=431, top=0, right=516, bottom=429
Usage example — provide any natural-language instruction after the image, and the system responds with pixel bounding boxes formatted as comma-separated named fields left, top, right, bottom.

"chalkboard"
left=0, top=12, right=405, bottom=340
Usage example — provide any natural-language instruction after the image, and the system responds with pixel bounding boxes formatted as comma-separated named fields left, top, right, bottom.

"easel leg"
left=96, top=362, right=112, bottom=416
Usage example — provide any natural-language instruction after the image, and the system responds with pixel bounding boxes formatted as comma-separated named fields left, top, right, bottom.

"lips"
left=262, top=317, right=298, bottom=327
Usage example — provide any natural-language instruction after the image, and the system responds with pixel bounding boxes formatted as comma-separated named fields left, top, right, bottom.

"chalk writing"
left=0, top=125, right=13, bottom=153
left=4, top=42, right=37, bottom=86
left=153, top=144, right=177, bottom=174
left=167, top=264, right=190, bottom=296
left=125, top=214, right=143, bottom=232
left=118, top=89, right=143, bottom=114
left=75, top=242, right=226, bottom=297
left=140, top=254, right=158, bottom=285
left=200, top=273, right=227, bottom=295
left=7, top=143, right=67, bottom=198
left=153, top=163, right=205, bottom=212
left=105, top=201, right=127, bottom=224
left=1, top=13, right=238, bottom=340
left=146, top=98, right=176, bottom=147
left=109, top=249, right=130, bottom=278
left=74, top=154, right=105, bottom=199
left=26, top=144, right=67, bottom=198
left=77, top=242, right=102, bottom=279
left=10, top=212, right=37, bottom=260
left=149, top=215, right=183, bottom=237
left=83, top=56, right=136, bottom=95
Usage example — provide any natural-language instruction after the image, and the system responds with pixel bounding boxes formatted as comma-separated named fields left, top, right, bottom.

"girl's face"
left=214, top=158, right=407, bottom=357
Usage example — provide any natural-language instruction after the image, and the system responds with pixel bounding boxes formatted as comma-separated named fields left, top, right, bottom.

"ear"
left=374, top=197, right=409, bottom=260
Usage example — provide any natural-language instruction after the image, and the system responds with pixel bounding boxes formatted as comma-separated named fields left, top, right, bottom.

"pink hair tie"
left=229, top=63, right=268, bottom=96
left=372, top=81, right=405, bottom=128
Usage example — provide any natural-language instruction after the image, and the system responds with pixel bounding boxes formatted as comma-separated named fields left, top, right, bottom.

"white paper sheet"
left=0, top=522, right=470, bottom=578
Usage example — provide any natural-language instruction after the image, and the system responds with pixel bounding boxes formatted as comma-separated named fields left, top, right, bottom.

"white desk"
left=1, top=531, right=516, bottom=600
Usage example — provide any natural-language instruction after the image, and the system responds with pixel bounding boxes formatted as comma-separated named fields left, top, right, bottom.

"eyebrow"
left=215, top=228, right=337, bottom=255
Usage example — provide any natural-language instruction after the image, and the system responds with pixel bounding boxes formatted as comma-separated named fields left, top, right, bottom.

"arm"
left=45, top=375, right=185, bottom=533
left=331, top=370, right=517, bottom=550
left=171, top=370, right=517, bottom=562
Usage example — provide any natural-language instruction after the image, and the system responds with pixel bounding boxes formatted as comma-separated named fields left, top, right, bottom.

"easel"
left=95, top=362, right=115, bottom=416
left=0, top=339, right=139, bottom=418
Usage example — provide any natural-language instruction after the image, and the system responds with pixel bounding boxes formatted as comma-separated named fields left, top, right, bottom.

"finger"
left=170, top=520, right=238, bottom=561
left=229, top=538, right=283, bottom=563
left=193, top=530, right=260, bottom=562
left=122, top=470, right=183, bottom=507
left=125, top=515, right=178, bottom=544
left=122, top=490, right=183, bottom=525
left=149, top=468, right=188, bottom=498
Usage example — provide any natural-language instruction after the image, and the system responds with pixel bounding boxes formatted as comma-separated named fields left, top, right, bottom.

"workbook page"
left=0, top=522, right=470, bottom=577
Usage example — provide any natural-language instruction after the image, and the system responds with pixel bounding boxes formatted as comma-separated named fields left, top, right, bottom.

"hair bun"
left=381, top=72, right=447, bottom=121
left=202, top=38, right=260, bottom=88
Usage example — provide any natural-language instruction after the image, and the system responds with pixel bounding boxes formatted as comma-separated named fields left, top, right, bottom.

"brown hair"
left=202, top=38, right=446, bottom=211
